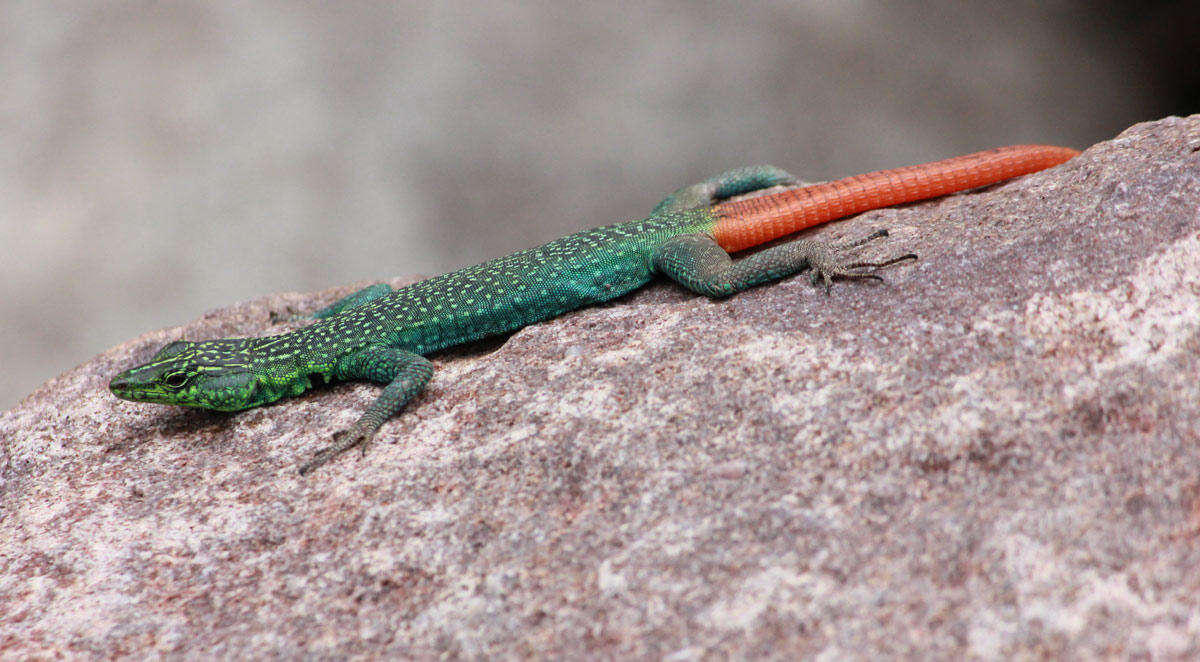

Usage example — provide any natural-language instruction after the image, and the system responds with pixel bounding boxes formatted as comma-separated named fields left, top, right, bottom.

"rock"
left=3, top=116, right=1200, bottom=658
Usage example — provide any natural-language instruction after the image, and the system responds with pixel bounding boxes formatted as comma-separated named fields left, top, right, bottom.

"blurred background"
left=2, top=1, right=1197, bottom=408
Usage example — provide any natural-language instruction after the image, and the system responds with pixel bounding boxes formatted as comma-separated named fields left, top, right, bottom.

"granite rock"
left=3, top=116, right=1200, bottom=658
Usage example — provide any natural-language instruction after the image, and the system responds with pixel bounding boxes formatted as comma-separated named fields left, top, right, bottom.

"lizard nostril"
left=108, top=373, right=132, bottom=392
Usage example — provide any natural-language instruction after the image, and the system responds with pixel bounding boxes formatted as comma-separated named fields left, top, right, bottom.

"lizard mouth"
left=108, top=369, right=182, bottom=404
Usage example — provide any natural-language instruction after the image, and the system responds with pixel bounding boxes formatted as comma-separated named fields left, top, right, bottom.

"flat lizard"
left=109, top=145, right=1079, bottom=474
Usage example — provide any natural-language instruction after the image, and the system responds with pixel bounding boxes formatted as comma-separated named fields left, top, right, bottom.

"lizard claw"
left=272, top=310, right=318, bottom=325
left=298, top=428, right=370, bottom=475
left=269, top=307, right=307, bottom=324
left=806, top=229, right=916, bottom=295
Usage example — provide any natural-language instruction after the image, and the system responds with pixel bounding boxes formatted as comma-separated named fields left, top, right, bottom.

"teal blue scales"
left=112, top=206, right=756, bottom=474
left=109, top=159, right=953, bottom=474
left=335, top=210, right=721, bottom=355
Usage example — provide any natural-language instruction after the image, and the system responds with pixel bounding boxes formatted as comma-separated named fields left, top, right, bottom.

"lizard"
left=108, top=144, right=1080, bottom=474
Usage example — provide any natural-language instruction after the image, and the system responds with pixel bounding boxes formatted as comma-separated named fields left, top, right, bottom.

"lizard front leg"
left=272, top=283, right=394, bottom=323
left=653, top=231, right=915, bottom=297
left=298, top=345, right=432, bottom=475
left=308, top=283, right=394, bottom=319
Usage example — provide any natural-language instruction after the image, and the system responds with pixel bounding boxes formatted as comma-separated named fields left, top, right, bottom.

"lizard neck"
left=247, top=328, right=343, bottom=399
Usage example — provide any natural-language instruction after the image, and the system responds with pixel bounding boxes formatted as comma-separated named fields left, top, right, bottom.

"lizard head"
left=109, top=339, right=274, bottom=412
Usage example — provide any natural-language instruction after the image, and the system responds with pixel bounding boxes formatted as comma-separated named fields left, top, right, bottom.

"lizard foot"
left=298, top=427, right=371, bottom=475
left=807, top=229, right=918, bottom=295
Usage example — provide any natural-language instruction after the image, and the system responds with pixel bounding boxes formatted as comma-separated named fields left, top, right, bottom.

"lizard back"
left=300, top=208, right=719, bottom=357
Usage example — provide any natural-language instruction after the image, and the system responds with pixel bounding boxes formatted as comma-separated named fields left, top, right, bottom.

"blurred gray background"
left=2, top=1, right=1197, bottom=408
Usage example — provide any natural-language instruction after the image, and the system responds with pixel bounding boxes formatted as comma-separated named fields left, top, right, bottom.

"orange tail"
left=711, top=144, right=1080, bottom=252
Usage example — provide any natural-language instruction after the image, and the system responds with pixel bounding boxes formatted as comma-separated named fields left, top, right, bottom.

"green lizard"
left=109, top=145, right=1079, bottom=474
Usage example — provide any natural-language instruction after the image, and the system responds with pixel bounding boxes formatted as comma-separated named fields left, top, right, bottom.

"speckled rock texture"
left=4, top=116, right=1200, bottom=659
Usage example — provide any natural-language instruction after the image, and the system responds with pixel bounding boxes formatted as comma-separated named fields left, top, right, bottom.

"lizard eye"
left=162, top=372, right=189, bottom=389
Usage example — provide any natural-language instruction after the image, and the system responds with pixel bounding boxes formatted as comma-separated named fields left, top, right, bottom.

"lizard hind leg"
left=652, top=165, right=803, bottom=215
left=803, top=229, right=917, bottom=294
left=653, top=231, right=915, bottom=299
